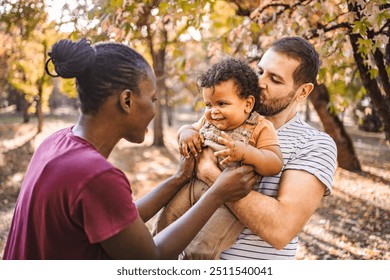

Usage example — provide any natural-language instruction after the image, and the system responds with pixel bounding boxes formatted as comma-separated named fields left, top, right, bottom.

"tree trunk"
left=36, top=42, right=47, bottom=133
left=152, top=49, right=166, bottom=147
left=310, top=84, right=361, bottom=171
left=348, top=2, right=390, bottom=146
left=21, top=98, right=31, bottom=123
left=36, top=95, right=43, bottom=133
left=166, top=103, right=173, bottom=127
left=349, top=33, right=390, bottom=145
left=305, top=99, right=311, bottom=122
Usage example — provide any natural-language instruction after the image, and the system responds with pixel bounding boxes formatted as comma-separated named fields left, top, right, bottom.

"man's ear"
left=245, top=95, right=255, bottom=114
left=119, top=89, right=132, bottom=113
left=296, top=82, right=314, bottom=102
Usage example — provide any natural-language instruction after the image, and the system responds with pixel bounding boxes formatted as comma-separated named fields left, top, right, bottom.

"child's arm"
left=215, top=132, right=283, bottom=176
left=177, top=118, right=205, bottom=158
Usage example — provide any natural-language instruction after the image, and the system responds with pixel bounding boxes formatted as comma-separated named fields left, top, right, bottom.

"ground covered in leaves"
left=0, top=108, right=389, bottom=259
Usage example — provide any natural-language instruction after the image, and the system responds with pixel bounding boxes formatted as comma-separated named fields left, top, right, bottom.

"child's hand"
left=178, top=126, right=204, bottom=158
left=214, top=132, right=247, bottom=165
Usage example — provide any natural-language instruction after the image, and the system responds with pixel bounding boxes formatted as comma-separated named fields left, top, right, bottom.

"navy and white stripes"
left=221, top=114, right=337, bottom=259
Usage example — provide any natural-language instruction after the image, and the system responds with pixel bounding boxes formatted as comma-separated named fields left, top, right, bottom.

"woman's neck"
left=72, top=114, right=119, bottom=158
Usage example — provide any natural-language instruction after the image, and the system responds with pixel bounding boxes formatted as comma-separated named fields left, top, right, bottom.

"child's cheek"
left=205, top=110, right=212, bottom=122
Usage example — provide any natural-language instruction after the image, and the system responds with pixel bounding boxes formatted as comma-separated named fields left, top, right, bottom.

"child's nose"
left=211, top=107, right=220, bottom=114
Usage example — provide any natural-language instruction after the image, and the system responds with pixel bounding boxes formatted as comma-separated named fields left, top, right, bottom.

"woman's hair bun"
left=46, top=38, right=96, bottom=78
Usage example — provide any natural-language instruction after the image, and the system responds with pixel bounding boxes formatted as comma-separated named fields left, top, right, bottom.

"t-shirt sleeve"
left=71, top=168, right=138, bottom=244
left=285, top=133, right=337, bottom=196
left=250, top=118, right=280, bottom=149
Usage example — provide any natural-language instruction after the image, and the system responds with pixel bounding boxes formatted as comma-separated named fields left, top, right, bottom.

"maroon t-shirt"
left=3, top=127, right=138, bottom=259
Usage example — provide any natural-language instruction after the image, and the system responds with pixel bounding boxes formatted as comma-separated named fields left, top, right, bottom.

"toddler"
left=153, top=57, right=283, bottom=259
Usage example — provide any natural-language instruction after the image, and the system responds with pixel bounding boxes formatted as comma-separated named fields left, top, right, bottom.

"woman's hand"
left=209, top=165, right=258, bottom=204
left=174, top=154, right=196, bottom=185
left=178, top=126, right=204, bottom=158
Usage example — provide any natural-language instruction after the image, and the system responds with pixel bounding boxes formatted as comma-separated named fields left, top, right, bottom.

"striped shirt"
left=220, top=113, right=337, bottom=260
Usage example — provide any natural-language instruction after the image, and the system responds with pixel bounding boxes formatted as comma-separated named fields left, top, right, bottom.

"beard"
left=257, top=89, right=296, bottom=116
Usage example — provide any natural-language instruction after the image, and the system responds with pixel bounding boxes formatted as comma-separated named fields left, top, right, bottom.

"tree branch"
left=306, top=22, right=351, bottom=39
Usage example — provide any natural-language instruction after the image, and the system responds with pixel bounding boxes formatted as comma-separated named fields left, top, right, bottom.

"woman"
left=3, top=38, right=256, bottom=260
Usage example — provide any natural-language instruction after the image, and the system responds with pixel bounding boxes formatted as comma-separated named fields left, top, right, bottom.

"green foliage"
left=352, top=19, right=371, bottom=36
left=220, top=0, right=389, bottom=117
left=1, top=0, right=63, bottom=113
left=0, top=0, right=47, bottom=39
left=60, top=79, right=78, bottom=99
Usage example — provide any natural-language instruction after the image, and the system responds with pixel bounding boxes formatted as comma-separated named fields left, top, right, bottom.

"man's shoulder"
left=279, top=116, right=336, bottom=152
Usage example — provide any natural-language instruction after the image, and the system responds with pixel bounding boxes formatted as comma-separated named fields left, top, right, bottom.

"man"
left=180, top=36, right=337, bottom=259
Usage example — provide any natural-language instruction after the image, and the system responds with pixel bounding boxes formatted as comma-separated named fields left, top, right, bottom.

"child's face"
left=203, top=80, right=254, bottom=131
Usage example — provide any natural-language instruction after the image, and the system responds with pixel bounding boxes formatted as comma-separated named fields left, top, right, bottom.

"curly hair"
left=198, top=57, right=261, bottom=112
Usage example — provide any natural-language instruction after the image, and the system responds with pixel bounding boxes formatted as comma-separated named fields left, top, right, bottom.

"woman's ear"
left=296, top=83, right=314, bottom=102
left=119, top=89, right=132, bottom=113
left=245, top=95, right=255, bottom=114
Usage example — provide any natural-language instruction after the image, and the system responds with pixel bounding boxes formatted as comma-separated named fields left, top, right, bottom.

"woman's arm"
left=100, top=164, right=257, bottom=259
left=135, top=155, right=195, bottom=222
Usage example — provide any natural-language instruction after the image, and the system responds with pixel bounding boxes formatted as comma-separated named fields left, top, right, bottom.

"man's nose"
left=258, top=75, right=266, bottom=89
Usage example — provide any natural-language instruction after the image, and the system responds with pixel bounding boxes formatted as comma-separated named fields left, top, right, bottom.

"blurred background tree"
left=220, top=0, right=389, bottom=170
left=0, top=0, right=62, bottom=131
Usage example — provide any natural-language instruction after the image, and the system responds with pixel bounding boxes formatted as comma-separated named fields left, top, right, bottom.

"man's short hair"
left=270, top=37, right=320, bottom=86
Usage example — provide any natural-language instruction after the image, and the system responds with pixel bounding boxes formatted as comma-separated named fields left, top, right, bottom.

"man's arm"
left=196, top=148, right=326, bottom=250
left=228, top=170, right=325, bottom=249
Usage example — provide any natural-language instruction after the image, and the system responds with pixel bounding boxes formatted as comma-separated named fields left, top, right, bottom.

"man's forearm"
left=227, top=192, right=290, bottom=250
left=227, top=170, right=326, bottom=250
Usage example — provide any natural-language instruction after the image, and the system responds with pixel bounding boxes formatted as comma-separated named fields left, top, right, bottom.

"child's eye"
left=218, top=102, right=226, bottom=106
left=205, top=103, right=212, bottom=108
